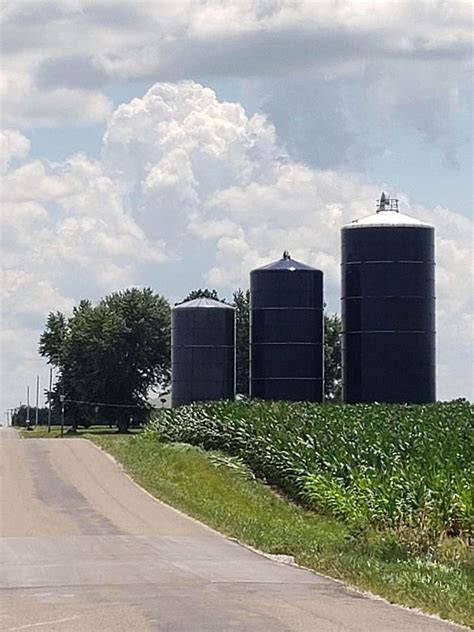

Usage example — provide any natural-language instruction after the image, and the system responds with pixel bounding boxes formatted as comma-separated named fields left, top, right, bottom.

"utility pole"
left=47, top=367, right=52, bottom=433
left=26, top=385, right=30, bottom=429
left=60, top=387, right=65, bottom=438
left=35, top=375, right=40, bottom=426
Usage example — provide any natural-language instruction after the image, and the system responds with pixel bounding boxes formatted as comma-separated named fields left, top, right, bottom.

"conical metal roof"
left=173, top=297, right=234, bottom=309
left=252, top=251, right=317, bottom=273
left=344, top=193, right=433, bottom=229
left=344, top=210, right=433, bottom=229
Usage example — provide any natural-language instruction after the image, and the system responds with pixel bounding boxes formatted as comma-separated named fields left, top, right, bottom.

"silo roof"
left=252, top=255, right=317, bottom=272
left=344, top=210, right=433, bottom=229
left=174, top=297, right=234, bottom=309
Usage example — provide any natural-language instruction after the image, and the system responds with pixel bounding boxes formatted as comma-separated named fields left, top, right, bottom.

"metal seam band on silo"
left=171, top=298, right=235, bottom=407
left=341, top=194, right=436, bottom=404
left=250, top=251, right=324, bottom=402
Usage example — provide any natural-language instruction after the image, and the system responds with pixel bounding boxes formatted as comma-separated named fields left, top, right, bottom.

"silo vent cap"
left=282, top=250, right=291, bottom=260
left=377, top=192, right=399, bottom=213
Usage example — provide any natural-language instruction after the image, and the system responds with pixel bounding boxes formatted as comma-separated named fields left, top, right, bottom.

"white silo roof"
left=344, top=210, right=433, bottom=229
left=173, top=297, right=234, bottom=309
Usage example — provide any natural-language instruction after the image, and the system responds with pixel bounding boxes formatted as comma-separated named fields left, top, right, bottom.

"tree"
left=233, top=289, right=250, bottom=395
left=177, top=288, right=223, bottom=304
left=12, top=405, right=58, bottom=427
left=39, top=311, right=68, bottom=365
left=39, top=288, right=171, bottom=432
left=324, top=313, right=342, bottom=401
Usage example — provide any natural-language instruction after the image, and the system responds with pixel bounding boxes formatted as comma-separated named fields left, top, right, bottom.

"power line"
left=62, top=398, right=146, bottom=409
left=14, top=397, right=144, bottom=409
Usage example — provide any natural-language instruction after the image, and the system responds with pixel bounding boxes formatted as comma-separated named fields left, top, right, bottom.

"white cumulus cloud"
left=0, top=129, right=31, bottom=170
left=1, top=81, right=472, bottom=415
left=0, top=0, right=471, bottom=152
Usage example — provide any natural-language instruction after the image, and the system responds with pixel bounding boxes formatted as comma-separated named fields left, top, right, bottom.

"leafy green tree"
left=233, top=289, right=250, bottom=395
left=324, top=313, right=342, bottom=401
left=39, top=288, right=171, bottom=431
left=39, top=311, right=68, bottom=365
left=177, top=288, right=223, bottom=304
left=12, top=405, right=58, bottom=427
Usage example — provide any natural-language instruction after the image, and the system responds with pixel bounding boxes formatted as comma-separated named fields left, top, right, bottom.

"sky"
left=1, top=0, right=473, bottom=417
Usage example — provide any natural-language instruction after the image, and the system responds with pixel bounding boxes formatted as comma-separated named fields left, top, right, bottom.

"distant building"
left=148, top=393, right=171, bottom=409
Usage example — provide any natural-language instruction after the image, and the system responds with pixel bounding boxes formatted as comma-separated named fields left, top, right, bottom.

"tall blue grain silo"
left=250, top=252, right=324, bottom=402
left=171, top=298, right=235, bottom=406
left=341, top=193, right=436, bottom=404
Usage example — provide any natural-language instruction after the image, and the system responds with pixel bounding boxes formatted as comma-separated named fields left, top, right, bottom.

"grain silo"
left=250, top=252, right=324, bottom=402
left=171, top=298, right=235, bottom=407
left=341, top=193, right=436, bottom=404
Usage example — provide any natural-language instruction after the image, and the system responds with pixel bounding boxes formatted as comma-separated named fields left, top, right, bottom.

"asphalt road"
left=0, top=427, right=464, bottom=631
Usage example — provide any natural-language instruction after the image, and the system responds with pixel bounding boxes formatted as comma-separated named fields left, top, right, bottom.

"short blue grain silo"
left=171, top=298, right=235, bottom=406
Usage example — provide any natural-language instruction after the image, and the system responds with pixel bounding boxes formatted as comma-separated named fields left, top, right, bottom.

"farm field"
left=149, top=400, right=473, bottom=625
left=152, top=400, right=473, bottom=554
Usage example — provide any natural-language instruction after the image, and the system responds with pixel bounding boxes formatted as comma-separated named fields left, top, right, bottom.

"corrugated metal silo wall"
left=250, top=269, right=324, bottom=401
left=341, top=226, right=436, bottom=403
left=171, top=306, right=235, bottom=406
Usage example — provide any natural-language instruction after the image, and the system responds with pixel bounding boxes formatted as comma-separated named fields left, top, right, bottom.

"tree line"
left=12, top=405, right=57, bottom=427
left=38, top=287, right=341, bottom=431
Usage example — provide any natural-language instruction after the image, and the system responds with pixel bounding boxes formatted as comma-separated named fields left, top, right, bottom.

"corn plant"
left=150, top=400, right=473, bottom=552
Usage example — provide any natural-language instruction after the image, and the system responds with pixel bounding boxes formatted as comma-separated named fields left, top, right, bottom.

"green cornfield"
left=151, top=400, right=473, bottom=553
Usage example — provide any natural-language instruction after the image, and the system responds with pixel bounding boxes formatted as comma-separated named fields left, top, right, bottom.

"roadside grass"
left=20, top=427, right=473, bottom=627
